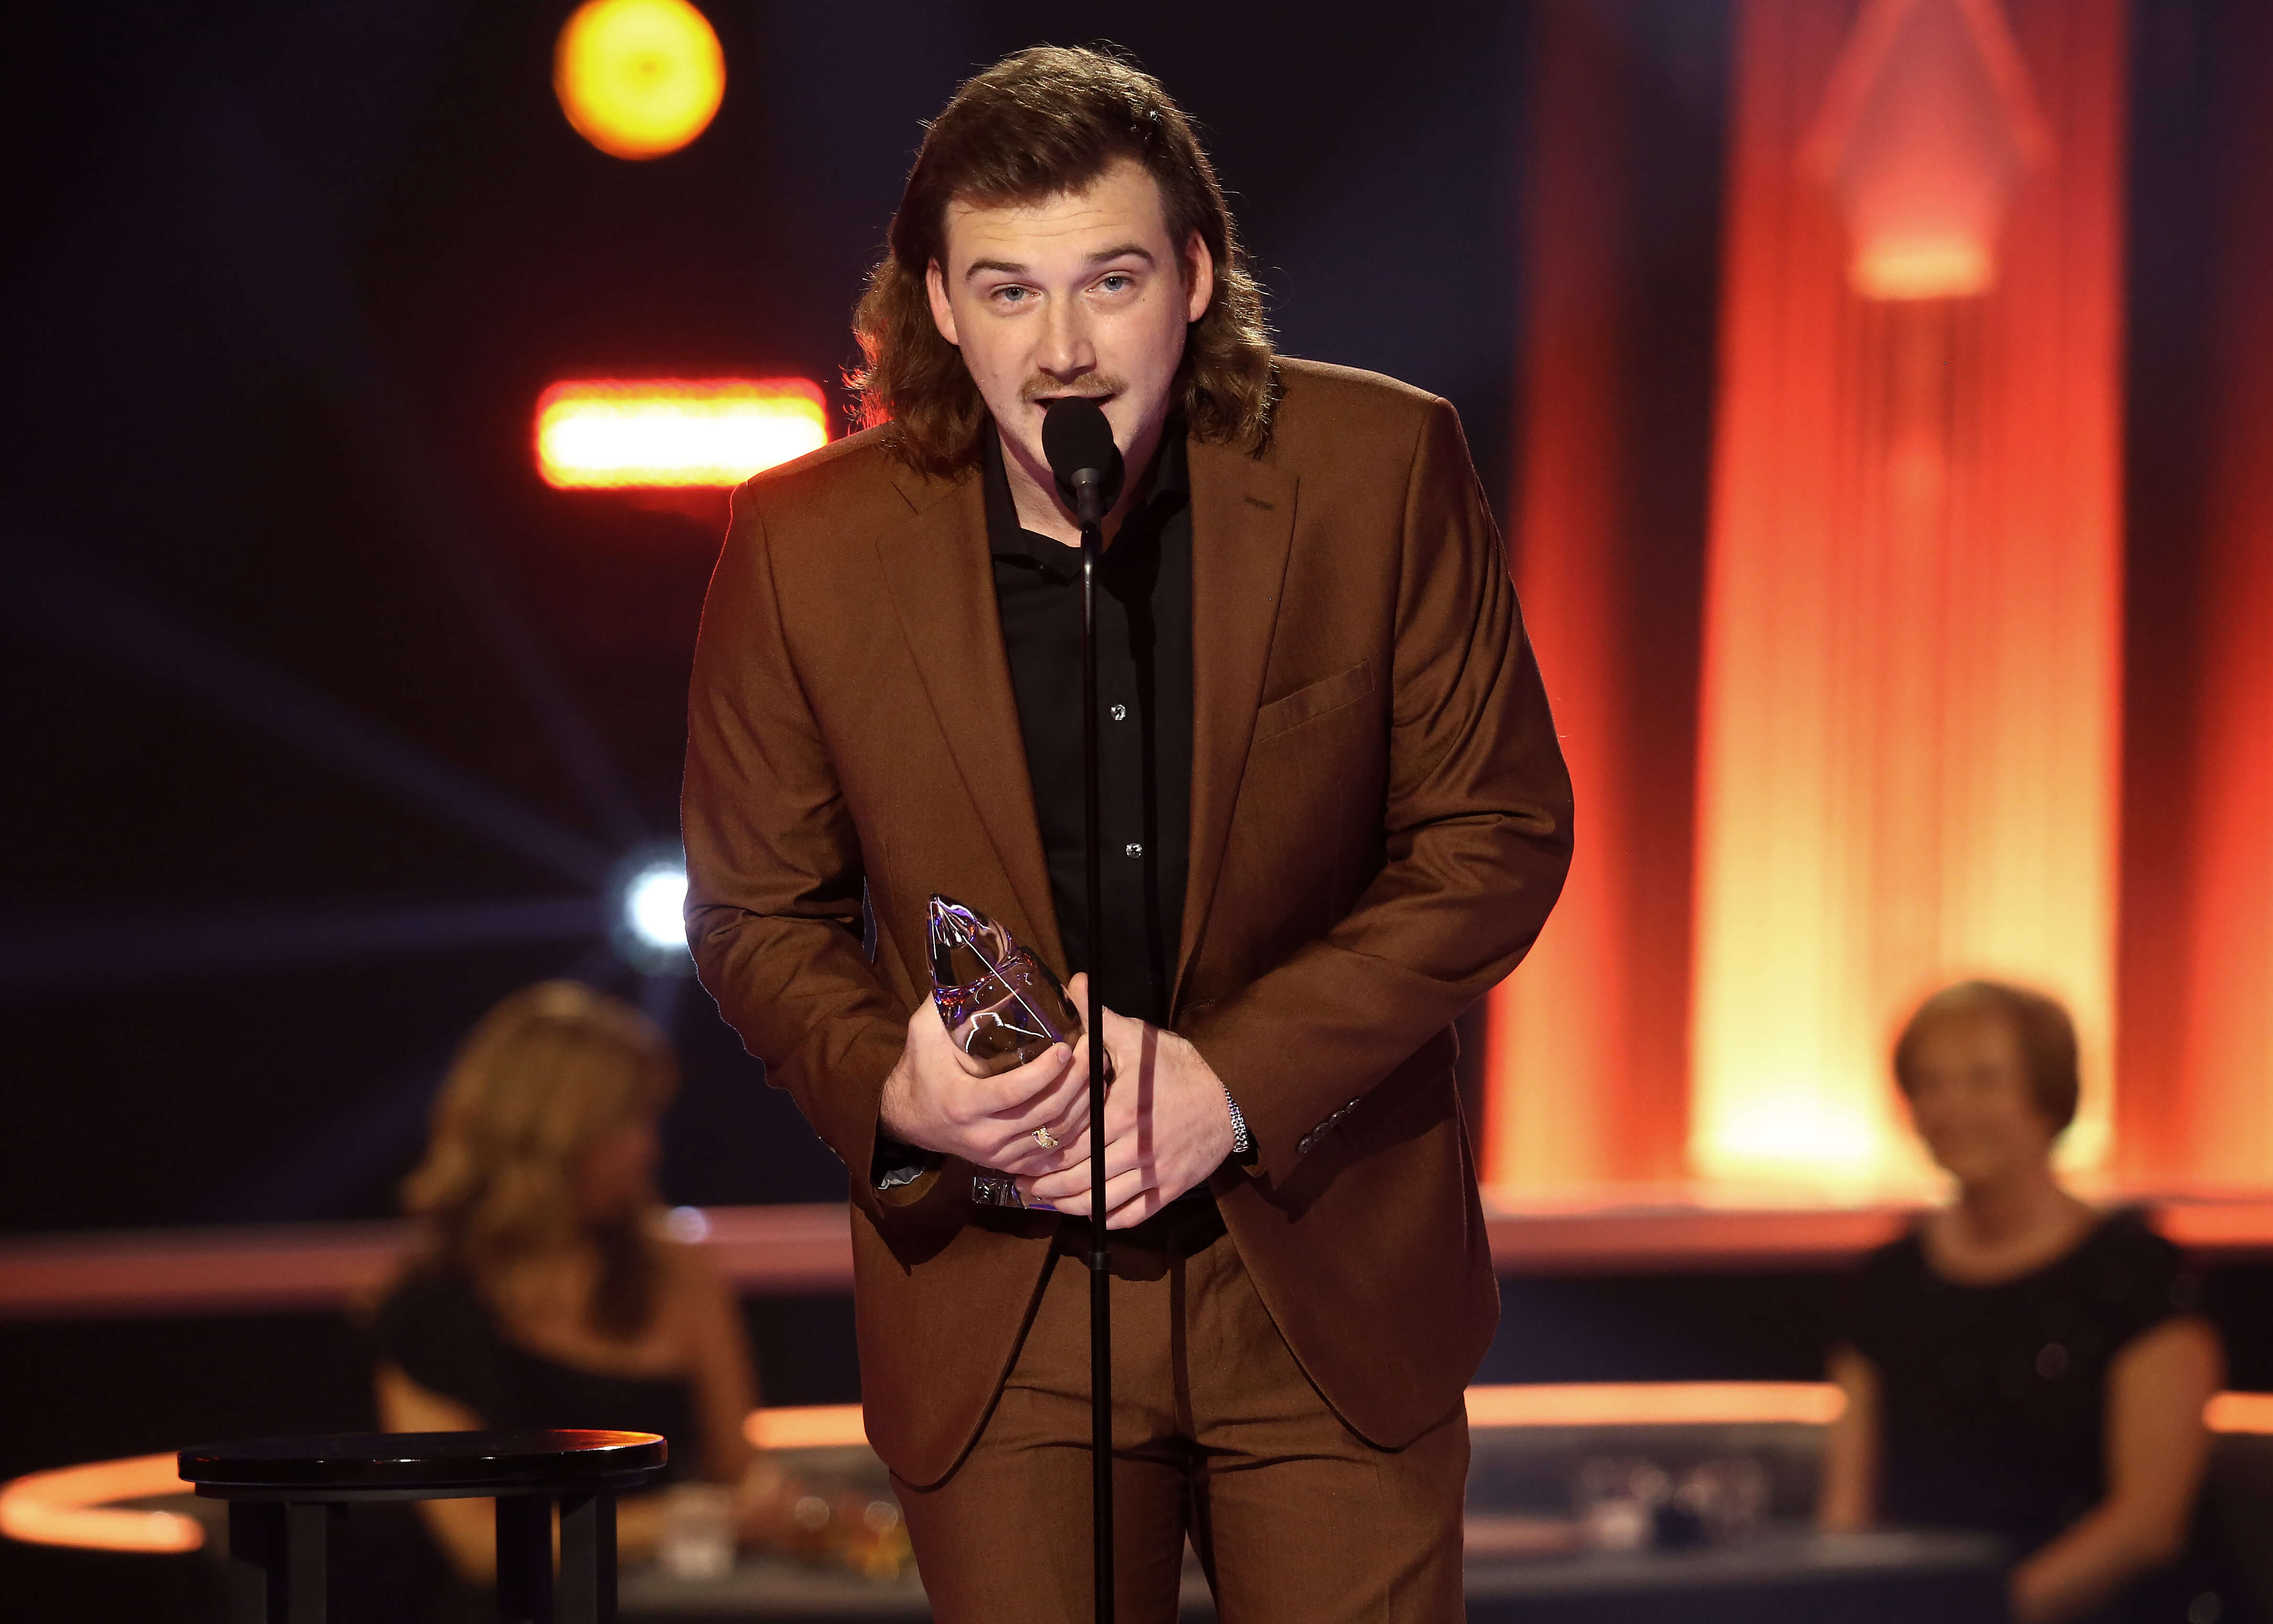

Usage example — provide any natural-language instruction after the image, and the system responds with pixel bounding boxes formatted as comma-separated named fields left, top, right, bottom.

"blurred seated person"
left=372, top=980, right=789, bottom=1580
left=1819, top=980, right=2237, bottom=1624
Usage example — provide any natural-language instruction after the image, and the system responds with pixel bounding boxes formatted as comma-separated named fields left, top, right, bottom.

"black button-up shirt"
left=983, top=423, right=1193, bottom=1029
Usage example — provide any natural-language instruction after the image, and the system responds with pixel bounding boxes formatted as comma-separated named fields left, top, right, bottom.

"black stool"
left=179, top=1428, right=667, bottom=1624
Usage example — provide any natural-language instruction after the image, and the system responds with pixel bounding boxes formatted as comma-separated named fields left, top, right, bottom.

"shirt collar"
left=982, top=419, right=1189, bottom=585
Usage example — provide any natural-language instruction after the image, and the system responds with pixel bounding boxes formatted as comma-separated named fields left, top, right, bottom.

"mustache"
left=1019, top=375, right=1126, bottom=406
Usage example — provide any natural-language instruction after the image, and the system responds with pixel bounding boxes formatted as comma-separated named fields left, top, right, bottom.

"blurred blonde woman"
left=1819, top=981, right=2245, bottom=1624
left=372, top=981, right=788, bottom=1580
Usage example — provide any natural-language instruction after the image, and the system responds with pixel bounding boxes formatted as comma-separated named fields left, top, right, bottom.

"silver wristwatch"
left=1223, top=1086, right=1254, bottom=1156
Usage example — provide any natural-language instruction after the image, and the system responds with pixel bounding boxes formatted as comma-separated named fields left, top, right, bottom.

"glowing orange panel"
left=1465, top=1382, right=1844, bottom=1428
left=554, top=0, right=725, bottom=161
left=1486, top=0, right=1691, bottom=1194
left=1688, top=0, right=2126, bottom=1188
left=743, top=1402, right=868, bottom=1451
left=537, top=378, right=829, bottom=489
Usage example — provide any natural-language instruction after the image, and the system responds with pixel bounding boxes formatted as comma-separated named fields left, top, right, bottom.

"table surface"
left=177, top=1429, right=668, bottom=1492
left=614, top=1526, right=2005, bottom=1620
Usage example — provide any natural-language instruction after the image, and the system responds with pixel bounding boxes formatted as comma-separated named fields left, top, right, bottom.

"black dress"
left=347, top=1268, right=705, bottom=1623
left=1844, top=1207, right=2246, bottom=1623
left=369, top=1266, right=701, bottom=1482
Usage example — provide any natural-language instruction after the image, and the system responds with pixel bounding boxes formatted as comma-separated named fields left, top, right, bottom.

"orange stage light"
left=1804, top=0, right=2048, bottom=301
left=1464, top=1382, right=1844, bottom=1428
left=744, top=1402, right=868, bottom=1452
left=2206, top=1393, right=2273, bottom=1436
left=554, top=0, right=725, bottom=162
left=0, top=1453, right=199, bottom=1554
left=536, top=379, right=829, bottom=490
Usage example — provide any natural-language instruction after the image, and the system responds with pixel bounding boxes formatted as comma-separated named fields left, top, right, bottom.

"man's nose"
left=1036, top=296, right=1097, bottom=379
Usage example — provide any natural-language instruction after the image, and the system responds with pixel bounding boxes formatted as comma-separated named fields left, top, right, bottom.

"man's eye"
left=1098, top=274, right=1132, bottom=293
left=994, top=286, right=1031, bottom=305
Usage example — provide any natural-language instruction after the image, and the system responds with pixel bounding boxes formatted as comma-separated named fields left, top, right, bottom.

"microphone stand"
left=1071, top=466, right=1114, bottom=1624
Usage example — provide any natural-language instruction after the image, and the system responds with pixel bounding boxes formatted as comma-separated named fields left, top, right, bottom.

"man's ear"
left=1182, top=230, right=1216, bottom=325
left=926, top=260, right=961, bottom=348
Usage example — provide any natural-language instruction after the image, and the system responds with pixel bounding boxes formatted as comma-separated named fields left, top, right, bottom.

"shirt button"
left=1109, top=703, right=1128, bottom=721
left=1124, top=843, right=1143, bottom=858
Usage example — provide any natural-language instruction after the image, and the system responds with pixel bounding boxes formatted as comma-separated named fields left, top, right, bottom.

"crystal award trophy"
left=928, top=894, right=1081, bottom=1209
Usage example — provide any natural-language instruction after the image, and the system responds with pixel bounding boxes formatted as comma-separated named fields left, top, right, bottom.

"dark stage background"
left=10, top=0, right=2264, bottom=1235
left=0, top=0, right=1730, bottom=1231
left=5, top=0, right=2271, bottom=1617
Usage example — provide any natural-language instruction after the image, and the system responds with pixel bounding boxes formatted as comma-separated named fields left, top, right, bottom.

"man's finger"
left=911, top=997, right=995, bottom=1078
left=1020, top=1091, right=1093, bottom=1148
left=1103, top=1186, right=1170, bottom=1230
left=1024, top=1137, right=1154, bottom=1203
left=1016, top=1129, right=1092, bottom=1176
left=982, top=1058, right=1092, bottom=1146
left=986, top=1120, right=1092, bottom=1175
left=1045, top=1085, right=1134, bottom=1150
left=1015, top=1071, right=1155, bottom=1187
left=1020, top=1158, right=1085, bottom=1202
left=1004, top=1027, right=1095, bottom=1103
left=1032, top=1163, right=1155, bottom=1218
left=961, top=1041, right=1077, bottom=1115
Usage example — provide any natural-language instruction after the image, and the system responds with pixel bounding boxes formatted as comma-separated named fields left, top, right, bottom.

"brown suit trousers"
left=896, top=1202, right=1469, bottom=1624
left=684, top=358, right=1572, bottom=1492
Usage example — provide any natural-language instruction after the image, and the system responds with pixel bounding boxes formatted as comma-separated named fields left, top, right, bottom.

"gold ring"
left=1031, top=1126, right=1059, bottom=1151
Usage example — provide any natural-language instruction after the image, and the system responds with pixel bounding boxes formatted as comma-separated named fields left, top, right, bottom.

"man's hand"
left=1021, top=1004, right=1236, bottom=1226
left=877, top=975, right=1097, bottom=1177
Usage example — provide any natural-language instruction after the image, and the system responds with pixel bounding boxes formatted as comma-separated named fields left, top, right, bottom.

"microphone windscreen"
left=1042, top=397, right=1124, bottom=513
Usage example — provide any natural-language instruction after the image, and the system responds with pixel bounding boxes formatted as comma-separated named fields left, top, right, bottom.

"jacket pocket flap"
left=1254, top=659, right=1374, bottom=741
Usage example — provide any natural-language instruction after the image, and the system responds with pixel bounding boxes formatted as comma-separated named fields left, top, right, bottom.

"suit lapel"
left=874, top=467, right=1062, bottom=968
left=1178, top=439, right=1299, bottom=1008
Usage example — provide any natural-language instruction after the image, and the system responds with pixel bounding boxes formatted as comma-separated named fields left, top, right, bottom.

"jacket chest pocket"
left=1252, top=659, right=1375, bottom=744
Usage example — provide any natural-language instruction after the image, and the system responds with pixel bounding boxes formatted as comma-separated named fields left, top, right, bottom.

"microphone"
left=1042, top=397, right=1125, bottom=532
left=1039, top=393, right=1120, bottom=1624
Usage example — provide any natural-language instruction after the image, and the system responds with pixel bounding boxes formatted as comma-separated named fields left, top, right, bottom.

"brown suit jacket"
left=683, top=357, right=1572, bottom=1489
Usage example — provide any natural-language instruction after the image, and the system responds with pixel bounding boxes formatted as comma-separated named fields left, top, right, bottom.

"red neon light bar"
left=536, top=377, right=829, bottom=489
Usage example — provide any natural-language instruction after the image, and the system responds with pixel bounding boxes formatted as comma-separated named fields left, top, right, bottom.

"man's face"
left=927, top=157, right=1214, bottom=494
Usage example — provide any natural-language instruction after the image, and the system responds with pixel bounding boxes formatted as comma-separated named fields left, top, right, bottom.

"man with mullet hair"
left=684, top=44, right=1570, bottom=1623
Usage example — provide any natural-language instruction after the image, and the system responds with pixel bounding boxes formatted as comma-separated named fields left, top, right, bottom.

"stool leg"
left=227, top=1502, right=287, bottom=1624
left=285, top=1503, right=335, bottom=1624
left=496, top=1496, right=553, bottom=1624
left=556, top=1492, right=617, bottom=1624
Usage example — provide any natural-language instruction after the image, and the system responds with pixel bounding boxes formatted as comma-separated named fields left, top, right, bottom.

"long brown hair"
left=401, top=981, right=677, bottom=1339
left=850, top=44, right=1277, bottom=479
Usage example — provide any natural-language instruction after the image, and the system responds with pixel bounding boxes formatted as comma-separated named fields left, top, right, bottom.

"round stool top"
left=179, top=1429, right=667, bottom=1497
